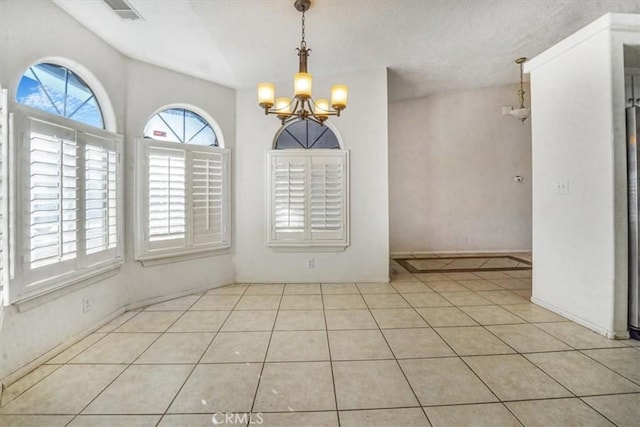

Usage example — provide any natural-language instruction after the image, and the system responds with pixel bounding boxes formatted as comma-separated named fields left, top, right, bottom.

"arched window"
left=267, top=120, right=348, bottom=249
left=7, top=62, right=122, bottom=303
left=144, top=107, right=218, bottom=146
left=16, top=63, right=104, bottom=128
left=274, top=119, right=340, bottom=149
left=135, top=105, right=229, bottom=261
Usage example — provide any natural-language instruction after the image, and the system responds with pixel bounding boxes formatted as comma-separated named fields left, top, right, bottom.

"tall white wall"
left=389, top=85, right=532, bottom=253
left=0, top=0, right=236, bottom=379
left=526, top=13, right=640, bottom=337
left=0, top=0, right=127, bottom=379
left=121, top=61, right=236, bottom=304
left=234, top=69, right=389, bottom=283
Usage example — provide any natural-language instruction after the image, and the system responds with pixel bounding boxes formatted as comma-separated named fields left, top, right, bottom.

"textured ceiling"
left=53, top=0, right=640, bottom=102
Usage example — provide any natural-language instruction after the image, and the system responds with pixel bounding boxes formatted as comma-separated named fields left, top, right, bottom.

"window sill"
left=267, top=242, right=348, bottom=253
left=137, top=245, right=231, bottom=267
left=11, top=263, right=122, bottom=312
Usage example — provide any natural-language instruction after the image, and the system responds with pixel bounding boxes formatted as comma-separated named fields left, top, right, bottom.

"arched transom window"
left=17, top=63, right=104, bottom=128
left=274, top=119, right=340, bottom=149
left=144, top=107, right=218, bottom=146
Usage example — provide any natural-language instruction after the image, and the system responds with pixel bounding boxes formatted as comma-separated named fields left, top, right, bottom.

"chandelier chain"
left=518, top=60, right=525, bottom=109
left=301, top=9, right=306, bottom=48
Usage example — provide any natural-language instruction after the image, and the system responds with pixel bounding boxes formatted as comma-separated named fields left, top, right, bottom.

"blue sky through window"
left=144, top=108, right=217, bottom=146
left=17, top=63, right=104, bottom=129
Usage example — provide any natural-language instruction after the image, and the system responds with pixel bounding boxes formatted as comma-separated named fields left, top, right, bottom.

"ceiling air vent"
left=103, top=0, right=143, bottom=20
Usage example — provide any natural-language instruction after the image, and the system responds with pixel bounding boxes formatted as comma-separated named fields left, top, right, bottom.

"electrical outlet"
left=555, top=180, right=569, bottom=195
left=82, top=296, right=92, bottom=313
left=307, top=259, right=315, bottom=269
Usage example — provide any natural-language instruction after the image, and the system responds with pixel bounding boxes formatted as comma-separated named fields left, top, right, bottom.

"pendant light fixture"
left=508, top=57, right=530, bottom=123
left=257, top=0, right=347, bottom=125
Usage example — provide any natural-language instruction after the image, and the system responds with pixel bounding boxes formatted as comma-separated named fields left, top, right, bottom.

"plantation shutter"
left=309, top=153, right=346, bottom=241
left=268, top=150, right=348, bottom=248
left=84, top=133, right=120, bottom=265
left=191, top=150, right=229, bottom=247
left=136, top=139, right=230, bottom=260
left=27, top=120, right=79, bottom=277
left=7, top=108, right=123, bottom=303
left=146, top=146, right=186, bottom=250
left=271, top=155, right=306, bottom=241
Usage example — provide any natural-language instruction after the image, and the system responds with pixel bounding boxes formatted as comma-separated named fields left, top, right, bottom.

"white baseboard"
left=2, top=281, right=237, bottom=388
left=125, top=281, right=235, bottom=311
left=531, top=296, right=630, bottom=340
left=0, top=306, right=126, bottom=388
left=234, top=278, right=390, bottom=284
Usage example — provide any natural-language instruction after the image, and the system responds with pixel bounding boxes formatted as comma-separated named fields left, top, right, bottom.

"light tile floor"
left=1, top=258, right=640, bottom=426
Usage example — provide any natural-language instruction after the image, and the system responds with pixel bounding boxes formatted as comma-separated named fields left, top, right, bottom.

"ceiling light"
left=508, top=57, right=530, bottom=123
left=257, top=0, right=347, bottom=125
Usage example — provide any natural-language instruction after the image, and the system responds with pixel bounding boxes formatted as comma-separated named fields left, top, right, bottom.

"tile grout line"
left=156, top=283, right=251, bottom=427
left=577, top=394, right=635, bottom=427
left=395, top=277, right=534, bottom=426
left=402, top=273, right=534, bottom=426
left=356, top=281, right=434, bottom=426
left=248, top=284, right=285, bottom=421
left=64, top=291, right=212, bottom=426
left=320, top=283, right=341, bottom=426
left=576, top=348, right=640, bottom=387
left=3, top=309, right=148, bottom=408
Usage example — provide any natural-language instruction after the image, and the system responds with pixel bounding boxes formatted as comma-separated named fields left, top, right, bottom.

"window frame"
left=266, top=149, right=349, bottom=250
left=6, top=103, right=124, bottom=304
left=134, top=137, right=231, bottom=262
left=0, top=86, right=9, bottom=306
left=273, top=119, right=343, bottom=150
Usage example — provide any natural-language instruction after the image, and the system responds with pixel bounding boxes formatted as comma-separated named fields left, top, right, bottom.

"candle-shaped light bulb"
left=315, top=98, right=330, bottom=119
left=294, top=73, right=312, bottom=99
left=275, top=97, right=291, bottom=117
left=258, top=82, right=275, bottom=108
left=331, top=84, right=348, bottom=110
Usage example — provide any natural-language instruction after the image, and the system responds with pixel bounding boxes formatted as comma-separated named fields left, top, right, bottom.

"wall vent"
left=103, top=0, right=143, bottom=20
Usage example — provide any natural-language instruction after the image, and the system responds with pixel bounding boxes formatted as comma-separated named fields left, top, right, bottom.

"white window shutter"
left=309, top=153, right=346, bottom=241
left=27, top=120, right=79, bottom=272
left=83, top=133, right=120, bottom=265
left=191, top=150, right=228, bottom=246
left=7, top=110, right=123, bottom=303
left=136, top=139, right=230, bottom=261
left=267, top=149, right=348, bottom=249
left=146, top=146, right=186, bottom=250
left=271, top=154, right=306, bottom=241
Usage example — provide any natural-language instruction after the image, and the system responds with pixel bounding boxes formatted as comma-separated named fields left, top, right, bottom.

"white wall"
left=121, top=60, right=236, bottom=305
left=526, top=13, right=640, bottom=337
left=0, top=0, right=236, bottom=379
left=235, top=69, right=389, bottom=283
left=0, top=0, right=127, bottom=378
left=389, top=85, right=532, bottom=253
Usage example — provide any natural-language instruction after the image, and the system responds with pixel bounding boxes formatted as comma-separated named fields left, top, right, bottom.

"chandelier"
left=508, top=57, right=530, bottom=123
left=257, top=0, right=348, bottom=125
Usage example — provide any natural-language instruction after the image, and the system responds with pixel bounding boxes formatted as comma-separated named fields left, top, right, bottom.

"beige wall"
left=389, top=84, right=532, bottom=253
